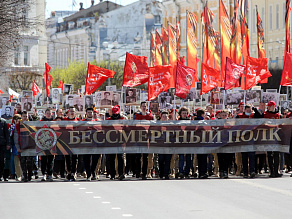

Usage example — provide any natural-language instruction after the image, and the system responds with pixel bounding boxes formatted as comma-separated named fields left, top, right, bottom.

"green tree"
left=50, top=59, right=126, bottom=92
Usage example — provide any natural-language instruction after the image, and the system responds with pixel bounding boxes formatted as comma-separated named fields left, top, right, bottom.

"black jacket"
left=0, top=118, right=10, bottom=148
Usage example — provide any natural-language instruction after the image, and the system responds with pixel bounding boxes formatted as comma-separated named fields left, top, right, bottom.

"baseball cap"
left=239, top=102, right=245, bottom=107
left=267, top=101, right=276, bottom=107
left=112, top=105, right=120, bottom=114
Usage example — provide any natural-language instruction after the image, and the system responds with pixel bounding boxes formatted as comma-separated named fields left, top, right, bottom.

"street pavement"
left=1, top=173, right=292, bottom=219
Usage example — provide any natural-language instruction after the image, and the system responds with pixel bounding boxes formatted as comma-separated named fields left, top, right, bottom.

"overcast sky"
left=45, top=0, right=138, bottom=18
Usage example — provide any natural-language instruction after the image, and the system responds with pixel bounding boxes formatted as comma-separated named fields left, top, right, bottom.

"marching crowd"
left=0, top=100, right=292, bottom=182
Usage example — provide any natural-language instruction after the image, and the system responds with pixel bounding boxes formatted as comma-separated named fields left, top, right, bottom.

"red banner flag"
left=168, top=23, right=178, bottom=88
left=0, top=89, right=3, bottom=94
left=32, top=81, right=41, bottom=97
left=85, top=63, right=115, bottom=95
left=285, top=0, right=291, bottom=55
left=123, top=52, right=149, bottom=87
left=175, top=62, right=198, bottom=99
left=220, top=0, right=232, bottom=87
left=230, top=1, right=242, bottom=65
left=155, top=30, right=162, bottom=66
left=186, top=10, right=198, bottom=83
left=242, top=56, right=270, bottom=90
left=58, top=80, right=64, bottom=91
left=162, top=27, right=169, bottom=65
left=281, top=52, right=292, bottom=86
left=201, top=63, right=220, bottom=95
left=224, top=57, right=245, bottom=90
left=148, top=65, right=171, bottom=101
left=43, top=63, right=53, bottom=97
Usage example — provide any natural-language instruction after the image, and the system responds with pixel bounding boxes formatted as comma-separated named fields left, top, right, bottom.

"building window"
left=269, top=6, right=273, bottom=30
left=14, top=47, right=20, bottom=65
left=24, top=46, right=29, bottom=66
left=276, top=5, right=279, bottom=29
left=154, top=15, right=161, bottom=24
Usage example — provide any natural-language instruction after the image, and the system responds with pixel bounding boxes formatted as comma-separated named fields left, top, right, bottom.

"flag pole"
left=186, top=10, right=188, bottom=67
left=219, top=0, right=223, bottom=88
left=173, top=95, right=176, bottom=121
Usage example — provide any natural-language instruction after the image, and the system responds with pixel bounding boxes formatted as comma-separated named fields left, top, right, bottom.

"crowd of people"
left=0, top=100, right=292, bottom=182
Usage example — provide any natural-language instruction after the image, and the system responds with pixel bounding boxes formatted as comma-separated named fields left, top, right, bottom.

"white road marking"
left=85, top=192, right=93, bottom=194
left=230, top=179, right=292, bottom=197
left=111, top=207, right=121, bottom=210
left=79, top=188, right=86, bottom=190
left=102, top=202, right=110, bottom=204
left=122, top=214, right=133, bottom=217
left=93, top=196, right=101, bottom=199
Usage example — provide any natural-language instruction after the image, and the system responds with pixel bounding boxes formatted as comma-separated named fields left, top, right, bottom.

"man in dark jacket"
left=0, top=117, right=10, bottom=181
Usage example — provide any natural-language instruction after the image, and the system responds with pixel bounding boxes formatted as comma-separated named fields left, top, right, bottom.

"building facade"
left=46, top=0, right=163, bottom=68
left=0, top=0, right=47, bottom=91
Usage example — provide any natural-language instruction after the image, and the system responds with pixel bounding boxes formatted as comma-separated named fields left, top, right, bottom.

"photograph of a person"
left=73, top=96, right=85, bottom=112
left=150, top=102, right=159, bottom=113
left=22, top=97, right=33, bottom=112
left=36, top=108, right=46, bottom=119
left=36, top=93, right=43, bottom=106
left=159, top=92, right=173, bottom=109
left=95, top=92, right=102, bottom=107
left=85, top=95, right=94, bottom=109
left=100, top=91, right=113, bottom=106
left=0, top=96, right=9, bottom=108
left=65, top=95, right=75, bottom=109
left=22, top=90, right=33, bottom=98
left=225, top=91, right=244, bottom=105
left=112, top=92, right=120, bottom=106
left=280, top=94, right=287, bottom=102
left=52, top=88, right=61, bottom=104
left=184, top=88, right=196, bottom=102
left=63, top=84, right=73, bottom=95
left=246, top=90, right=261, bottom=104
left=262, top=92, right=280, bottom=104
left=140, top=93, right=148, bottom=102
left=136, top=89, right=141, bottom=102
left=106, top=85, right=116, bottom=92
left=281, top=101, right=289, bottom=110
left=125, top=88, right=137, bottom=104
left=210, top=91, right=220, bottom=105
left=1, top=106, right=14, bottom=120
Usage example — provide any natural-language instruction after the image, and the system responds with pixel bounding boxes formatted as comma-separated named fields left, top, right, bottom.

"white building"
left=46, top=0, right=163, bottom=68
left=0, top=0, right=47, bottom=91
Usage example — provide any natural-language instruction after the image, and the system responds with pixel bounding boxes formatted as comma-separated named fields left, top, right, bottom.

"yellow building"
left=162, top=0, right=287, bottom=74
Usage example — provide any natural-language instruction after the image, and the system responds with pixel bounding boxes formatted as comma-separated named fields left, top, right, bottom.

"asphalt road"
left=1, top=173, right=292, bottom=219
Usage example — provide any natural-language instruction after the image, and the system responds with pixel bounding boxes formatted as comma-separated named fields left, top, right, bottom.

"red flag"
left=58, top=80, right=63, bottom=91
left=186, top=10, right=198, bottom=83
left=201, top=63, right=220, bottom=95
left=155, top=30, right=162, bottom=66
left=224, top=57, right=245, bottom=90
left=281, top=52, right=292, bottom=86
left=175, top=62, right=198, bottom=99
left=32, top=81, right=41, bottom=97
left=0, top=89, right=3, bottom=94
left=148, top=65, right=171, bottom=101
left=162, top=27, right=169, bottom=65
left=43, top=63, right=53, bottom=97
left=123, top=52, right=149, bottom=87
left=150, top=33, right=156, bottom=67
left=242, top=56, right=270, bottom=90
left=168, top=23, right=178, bottom=88
left=85, top=63, right=115, bottom=95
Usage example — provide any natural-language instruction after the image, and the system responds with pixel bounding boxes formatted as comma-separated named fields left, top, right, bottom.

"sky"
left=45, top=0, right=138, bottom=18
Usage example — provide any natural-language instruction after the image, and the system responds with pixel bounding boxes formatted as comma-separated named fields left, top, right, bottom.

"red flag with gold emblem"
left=162, top=27, right=169, bottom=65
left=281, top=52, right=292, bottom=86
left=201, top=63, right=220, bottom=95
left=32, top=81, right=41, bottom=97
left=186, top=10, right=198, bottom=85
left=224, top=57, right=245, bottom=90
left=148, top=65, right=172, bottom=101
left=155, top=30, right=162, bottom=66
left=169, top=23, right=178, bottom=88
left=123, top=52, right=149, bottom=87
left=85, top=63, right=115, bottom=95
left=175, top=62, right=198, bottom=99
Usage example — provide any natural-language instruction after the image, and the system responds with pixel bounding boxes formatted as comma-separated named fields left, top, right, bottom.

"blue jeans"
left=179, top=154, right=192, bottom=175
